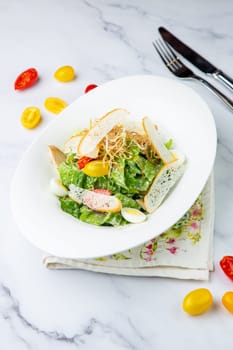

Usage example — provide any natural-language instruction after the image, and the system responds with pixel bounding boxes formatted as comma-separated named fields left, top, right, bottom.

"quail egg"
left=121, top=208, right=146, bottom=224
left=50, top=178, right=68, bottom=197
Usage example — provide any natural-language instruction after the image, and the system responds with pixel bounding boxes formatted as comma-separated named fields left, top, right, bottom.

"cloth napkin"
left=43, top=175, right=214, bottom=280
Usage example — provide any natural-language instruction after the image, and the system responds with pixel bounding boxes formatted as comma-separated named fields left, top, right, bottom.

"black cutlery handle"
left=213, top=71, right=233, bottom=92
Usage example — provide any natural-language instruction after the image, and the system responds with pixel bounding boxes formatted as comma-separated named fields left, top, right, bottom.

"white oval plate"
left=11, top=75, right=217, bottom=259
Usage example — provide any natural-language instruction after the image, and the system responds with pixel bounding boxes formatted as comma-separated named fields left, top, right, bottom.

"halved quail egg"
left=121, top=207, right=146, bottom=224
left=50, top=178, right=68, bottom=197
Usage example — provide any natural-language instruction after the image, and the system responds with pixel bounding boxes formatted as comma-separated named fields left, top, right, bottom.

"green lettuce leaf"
left=78, top=205, right=108, bottom=225
left=59, top=196, right=128, bottom=227
left=58, top=162, right=85, bottom=187
left=124, top=155, right=161, bottom=194
left=127, top=141, right=141, bottom=157
left=65, top=153, right=78, bottom=165
left=58, top=161, right=121, bottom=193
left=110, top=155, right=161, bottom=195
left=59, top=196, right=81, bottom=219
left=115, top=193, right=141, bottom=209
left=165, top=138, right=173, bottom=150
left=78, top=205, right=127, bottom=226
left=104, top=212, right=128, bottom=226
left=94, top=176, right=110, bottom=189
left=110, top=158, right=128, bottom=190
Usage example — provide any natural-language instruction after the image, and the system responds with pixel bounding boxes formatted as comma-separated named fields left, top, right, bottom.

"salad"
left=48, top=108, right=186, bottom=226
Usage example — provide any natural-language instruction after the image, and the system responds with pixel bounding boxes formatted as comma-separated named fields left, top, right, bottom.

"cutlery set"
left=154, top=27, right=233, bottom=111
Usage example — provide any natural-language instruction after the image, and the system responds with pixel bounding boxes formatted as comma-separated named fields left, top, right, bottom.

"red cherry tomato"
left=77, top=156, right=92, bottom=170
left=84, top=84, right=98, bottom=93
left=220, top=256, right=233, bottom=281
left=14, top=68, right=38, bottom=90
left=93, top=189, right=111, bottom=196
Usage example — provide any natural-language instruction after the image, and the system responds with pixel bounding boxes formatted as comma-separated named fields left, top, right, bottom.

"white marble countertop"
left=1, top=0, right=233, bottom=349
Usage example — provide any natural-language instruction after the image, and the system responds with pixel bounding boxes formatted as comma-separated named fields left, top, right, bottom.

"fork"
left=153, top=39, right=233, bottom=112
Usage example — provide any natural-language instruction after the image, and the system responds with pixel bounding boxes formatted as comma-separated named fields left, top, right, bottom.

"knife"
left=159, top=27, right=233, bottom=92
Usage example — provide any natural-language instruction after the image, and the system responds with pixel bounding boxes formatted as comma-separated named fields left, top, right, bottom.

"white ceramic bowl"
left=11, top=75, right=217, bottom=259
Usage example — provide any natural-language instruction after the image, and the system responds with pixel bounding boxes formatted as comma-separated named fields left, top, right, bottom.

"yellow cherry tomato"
left=54, top=65, right=75, bottom=82
left=182, top=288, right=213, bottom=316
left=44, top=97, right=67, bottom=114
left=21, top=106, right=41, bottom=129
left=222, top=291, right=233, bottom=313
left=83, top=160, right=109, bottom=177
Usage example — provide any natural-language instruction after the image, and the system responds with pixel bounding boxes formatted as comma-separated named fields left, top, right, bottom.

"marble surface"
left=1, top=0, right=233, bottom=349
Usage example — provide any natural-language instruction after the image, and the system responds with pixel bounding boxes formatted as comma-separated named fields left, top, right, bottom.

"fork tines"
left=152, top=39, right=181, bottom=71
left=153, top=36, right=233, bottom=111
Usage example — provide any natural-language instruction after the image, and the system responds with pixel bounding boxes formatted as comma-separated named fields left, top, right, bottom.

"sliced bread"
left=144, top=151, right=186, bottom=213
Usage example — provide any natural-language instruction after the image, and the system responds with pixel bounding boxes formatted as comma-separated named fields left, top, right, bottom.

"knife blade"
left=159, top=27, right=233, bottom=92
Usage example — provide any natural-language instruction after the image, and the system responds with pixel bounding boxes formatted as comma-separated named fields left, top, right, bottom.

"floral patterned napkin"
left=44, top=175, right=214, bottom=280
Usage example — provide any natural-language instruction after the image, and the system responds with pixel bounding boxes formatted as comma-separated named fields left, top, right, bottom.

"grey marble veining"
left=0, top=281, right=150, bottom=349
left=1, top=0, right=233, bottom=349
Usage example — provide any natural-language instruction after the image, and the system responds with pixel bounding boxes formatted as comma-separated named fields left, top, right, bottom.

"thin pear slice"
left=142, top=117, right=175, bottom=164
left=48, top=145, right=66, bottom=173
left=63, top=135, right=82, bottom=154
left=63, top=135, right=98, bottom=158
left=78, top=108, right=130, bottom=157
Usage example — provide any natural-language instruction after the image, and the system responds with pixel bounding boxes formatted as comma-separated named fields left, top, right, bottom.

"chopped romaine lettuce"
left=58, top=162, right=85, bottom=188
left=59, top=196, right=81, bottom=219
left=57, top=152, right=161, bottom=226
left=115, top=193, right=141, bottom=209
left=78, top=205, right=108, bottom=226
left=111, top=158, right=128, bottom=190
left=127, top=141, right=141, bottom=157
left=61, top=202, right=127, bottom=226
left=125, top=155, right=161, bottom=194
